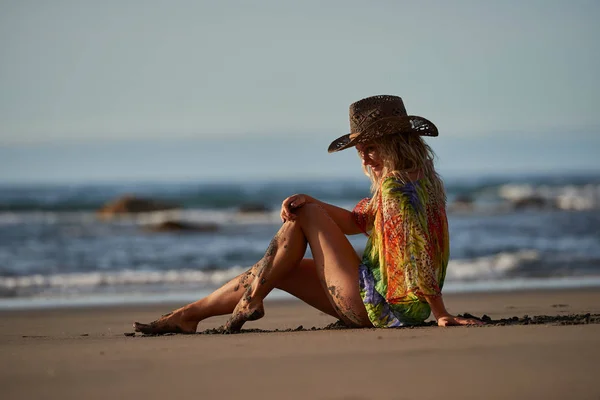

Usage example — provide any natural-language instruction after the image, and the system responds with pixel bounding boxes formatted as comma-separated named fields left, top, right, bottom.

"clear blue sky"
left=1, top=0, right=599, bottom=182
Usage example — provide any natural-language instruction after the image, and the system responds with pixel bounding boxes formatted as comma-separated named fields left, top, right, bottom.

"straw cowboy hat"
left=328, top=95, right=438, bottom=153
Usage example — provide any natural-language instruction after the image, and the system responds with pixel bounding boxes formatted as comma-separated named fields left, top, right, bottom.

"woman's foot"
left=133, top=310, right=198, bottom=335
left=223, top=297, right=265, bottom=333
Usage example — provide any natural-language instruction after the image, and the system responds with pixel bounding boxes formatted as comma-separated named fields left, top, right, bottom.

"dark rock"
left=449, top=194, right=475, bottom=212
left=144, top=220, right=219, bottom=233
left=97, top=195, right=178, bottom=219
left=512, top=196, right=548, bottom=210
left=237, top=203, right=270, bottom=213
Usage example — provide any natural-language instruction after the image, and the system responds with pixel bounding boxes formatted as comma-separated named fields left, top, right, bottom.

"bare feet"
left=133, top=311, right=198, bottom=335
left=223, top=298, right=265, bottom=333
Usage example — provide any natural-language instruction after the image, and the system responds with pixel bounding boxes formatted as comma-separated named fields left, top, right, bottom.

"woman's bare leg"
left=133, top=259, right=338, bottom=334
left=276, top=258, right=339, bottom=316
left=134, top=215, right=312, bottom=334
left=225, top=203, right=370, bottom=331
left=192, top=258, right=339, bottom=320
left=134, top=203, right=369, bottom=333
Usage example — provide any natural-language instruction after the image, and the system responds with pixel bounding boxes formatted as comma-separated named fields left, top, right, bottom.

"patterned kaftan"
left=353, top=176, right=449, bottom=327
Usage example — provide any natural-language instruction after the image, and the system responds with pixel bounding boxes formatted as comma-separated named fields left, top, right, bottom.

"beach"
left=3, top=1, right=599, bottom=399
left=2, top=288, right=599, bottom=400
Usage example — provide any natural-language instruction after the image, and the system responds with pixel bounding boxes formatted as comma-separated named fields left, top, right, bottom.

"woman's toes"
left=224, top=302, right=265, bottom=333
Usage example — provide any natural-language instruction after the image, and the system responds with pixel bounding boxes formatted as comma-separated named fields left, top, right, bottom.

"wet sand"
left=2, top=288, right=600, bottom=400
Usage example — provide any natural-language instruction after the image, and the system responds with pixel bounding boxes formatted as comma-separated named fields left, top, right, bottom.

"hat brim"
left=327, top=115, right=438, bottom=153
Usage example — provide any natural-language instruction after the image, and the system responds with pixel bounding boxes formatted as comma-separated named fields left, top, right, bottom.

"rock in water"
left=237, top=203, right=270, bottom=213
left=448, top=194, right=475, bottom=213
left=512, top=195, right=549, bottom=210
left=144, top=220, right=219, bottom=233
left=97, top=195, right=178, bottom=219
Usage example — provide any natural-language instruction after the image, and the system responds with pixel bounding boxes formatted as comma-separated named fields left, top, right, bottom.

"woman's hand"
left=424, top=295, right=484, bottom=327
left=280, top=194, right=313, bottom=222
left=437, top=314, right=484, bottom=327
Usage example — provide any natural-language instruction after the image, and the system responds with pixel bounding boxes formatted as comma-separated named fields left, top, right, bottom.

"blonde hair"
left=360, top=133, right=446, bottom=210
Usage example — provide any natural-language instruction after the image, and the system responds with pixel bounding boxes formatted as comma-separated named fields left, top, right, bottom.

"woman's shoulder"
left=381, top=172, right=426, bottom=193
left=380, top=172, right=447, bottom=217
left=380, top=172, right=441, bottom=209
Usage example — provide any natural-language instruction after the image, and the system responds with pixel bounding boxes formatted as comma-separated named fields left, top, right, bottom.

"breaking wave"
left=0, top=267, right=247, bottom=298
left=2, top=249, right=592, bottom=299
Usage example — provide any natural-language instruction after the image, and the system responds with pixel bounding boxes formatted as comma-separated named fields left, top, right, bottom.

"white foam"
left=1, top=250, right=541, bottom=295
left=555, top=184, right=599, bottom=211
left=446, top=250, right=540, bottom=281
left=0, top=211, right=98, bottom=225
left=0, top=267, right=248, bottom=292
left=497, top=183, right=600, bottom=210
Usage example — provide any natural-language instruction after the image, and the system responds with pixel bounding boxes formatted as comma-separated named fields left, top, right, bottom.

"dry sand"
left=1, top=288, right=600, bottom=400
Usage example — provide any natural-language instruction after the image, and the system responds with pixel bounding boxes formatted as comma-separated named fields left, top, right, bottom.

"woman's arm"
left=280, top=194, right=363, bottom=235
left=424, top=295, right=483, bottom=327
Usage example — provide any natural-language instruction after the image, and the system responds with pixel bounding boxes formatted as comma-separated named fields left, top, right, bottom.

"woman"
left=134, top=95, right=481, bottom=334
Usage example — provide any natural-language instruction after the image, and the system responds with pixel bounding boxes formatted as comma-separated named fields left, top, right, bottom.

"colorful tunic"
left=353, top=175, right=449, bottom=327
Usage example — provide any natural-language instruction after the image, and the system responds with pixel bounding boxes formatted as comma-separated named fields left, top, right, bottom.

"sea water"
left=0, top=173, right=599, bottom=309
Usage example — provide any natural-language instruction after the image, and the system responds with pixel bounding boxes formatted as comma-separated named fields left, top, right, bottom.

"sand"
left=1, top=288, right=600, bottom=400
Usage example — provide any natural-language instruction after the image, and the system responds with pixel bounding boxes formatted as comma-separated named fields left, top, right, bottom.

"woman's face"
left=356, top=142, right=383, bottom=176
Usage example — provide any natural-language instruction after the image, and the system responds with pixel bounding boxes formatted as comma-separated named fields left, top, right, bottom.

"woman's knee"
left=295, top=203, right=328, bottom=221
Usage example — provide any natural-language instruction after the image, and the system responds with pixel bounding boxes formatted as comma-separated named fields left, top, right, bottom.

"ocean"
left=1, top=172, right=599, bottom=309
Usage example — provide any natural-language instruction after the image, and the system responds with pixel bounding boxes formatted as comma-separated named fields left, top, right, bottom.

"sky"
left=1, top=0, right=599, bottom=183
